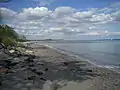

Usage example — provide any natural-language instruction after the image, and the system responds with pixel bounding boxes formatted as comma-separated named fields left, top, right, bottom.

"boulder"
left=0, top=51, right=9, bottom=60
left=0, top=43, right=5, bottom=49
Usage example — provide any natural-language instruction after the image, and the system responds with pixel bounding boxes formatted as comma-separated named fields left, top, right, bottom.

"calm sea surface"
left=39, top=40, right=120, bottom=72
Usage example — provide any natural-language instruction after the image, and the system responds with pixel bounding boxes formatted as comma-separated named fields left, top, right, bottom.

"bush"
left=2, top=37, right=17, bottom=47
left=0, top=25, right=26, bottom=46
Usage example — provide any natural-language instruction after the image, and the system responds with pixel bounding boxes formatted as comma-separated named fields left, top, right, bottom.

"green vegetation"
left=0, top=25, right=26, bottom=46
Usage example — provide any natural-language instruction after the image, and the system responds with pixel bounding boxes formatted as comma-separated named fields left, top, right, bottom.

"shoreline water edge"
left=0, top=42, right=120, bottom=90
left=44, top=44, right=120, bottom=74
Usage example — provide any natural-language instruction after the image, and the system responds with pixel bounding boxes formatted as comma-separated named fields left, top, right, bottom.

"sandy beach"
left=0, top=42, right=120, bottom=90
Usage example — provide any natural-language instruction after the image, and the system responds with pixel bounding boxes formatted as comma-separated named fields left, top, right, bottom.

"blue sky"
left=2, top=0, right=120, bottom=11
left=1, top=0, right=120, bottom=40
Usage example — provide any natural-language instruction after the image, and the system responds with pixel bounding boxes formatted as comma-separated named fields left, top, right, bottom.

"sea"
left=37, top=40, right=120, bottom=72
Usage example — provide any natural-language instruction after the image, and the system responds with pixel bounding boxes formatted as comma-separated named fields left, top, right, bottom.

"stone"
left=0, top=43, right=5, bottom=49
left=25, top=50, right=34, bottom=55
left=35, top=71, right=44, bottom=76
left=87, top=69, right=93, bottom=72
left=9, top=50, right=15, bottom=54
left=25, top=57, right=33, bottom=63
left=44, top=68, right=48, bottom=71
left=0, top=51, right=9, bottom=60
left=28, top=64, right=34, bottom=67
left=0, top=81, right=2, bottom=86
left=0, top=67, right=8, bottom=73
left=63, top=62, right=68, bottom=66
left=31, top=68, right=37, bottom=72
left=27, top=76, right=36, bottom=80
left=40, top=77, right=46, bottom=81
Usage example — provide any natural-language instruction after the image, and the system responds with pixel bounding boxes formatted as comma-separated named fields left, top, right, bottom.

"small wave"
left=97, top=65, right=120, bottom=69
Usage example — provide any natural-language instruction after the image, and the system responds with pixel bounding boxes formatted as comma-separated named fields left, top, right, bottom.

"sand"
left=30, top=43, right=120, bottom=90
left=0, top=42, right=120, bottom=90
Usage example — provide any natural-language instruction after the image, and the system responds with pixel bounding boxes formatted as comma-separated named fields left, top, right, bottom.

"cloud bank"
left=1, top=2, right=120, bottom=39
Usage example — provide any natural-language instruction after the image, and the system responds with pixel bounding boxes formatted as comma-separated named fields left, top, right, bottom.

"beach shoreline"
left=30, top=42, right=120, bottom=90
left=0, top=42, right=120, bottom=90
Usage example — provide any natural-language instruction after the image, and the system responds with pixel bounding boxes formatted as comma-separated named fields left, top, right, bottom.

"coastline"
left=31, top=43, right=120, bottom=90
left=44, top=44, right=120, bottom=74
left=0, top=42, right=120, bottom=90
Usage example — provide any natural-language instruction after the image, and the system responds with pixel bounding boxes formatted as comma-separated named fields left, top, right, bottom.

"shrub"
left=2, top=37, right=17, bottom=46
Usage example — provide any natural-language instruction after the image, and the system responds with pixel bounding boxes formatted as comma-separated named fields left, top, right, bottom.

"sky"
left=0, top=0, right=120, bottom=40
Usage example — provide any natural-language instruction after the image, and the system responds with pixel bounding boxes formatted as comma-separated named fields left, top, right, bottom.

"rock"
left=35, top=71, right=44, bottom=76
left=9, top=62, right=18, bottom=66
left=31, top=68, right=37, bottom=72
left=0, top=43, right=5, bottom=49
left=7, top=58, right=21, bottom=66
left=0, top=81, right=1, bottom=86
left=63, top=62, right=68, bottom=66
left=27, top=76, right=36, bottom=80
left=0, top=67, right=8, bottom=73
left=0, top=51, right=9, bottom=60
left=25, top=57, right=33, bottom=63
left=44, top=68, right=48, bottom=71
left=29, top=67, right=44, bottom=76
left=40, top=77, right=46, bottom=81
left=9, top=50, right=15, bottom=54
left=28, top=63, right=34, bottom=67
left=0, top=60, right=11, bottom=69
left=25, top=50, right=34, bottom=55
left=87, top=69, right=93, bottom=72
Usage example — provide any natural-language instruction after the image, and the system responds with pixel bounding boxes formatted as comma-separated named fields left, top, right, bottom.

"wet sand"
left=0, top=42, right=120, bottom=90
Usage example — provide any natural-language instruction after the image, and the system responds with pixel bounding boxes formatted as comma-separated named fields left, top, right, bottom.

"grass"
left=0, top=24, right=26, bottom=47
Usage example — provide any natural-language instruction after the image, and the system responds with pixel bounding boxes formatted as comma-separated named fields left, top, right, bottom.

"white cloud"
left=18, top=7, right=52, bottom=20
left=90, top=14, right=114, bottom=23
left=0, top=8, right=17, bottom=20
left=1, top=4, right=120, bottom=39
left=73, top=11, right=93, bottom=18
